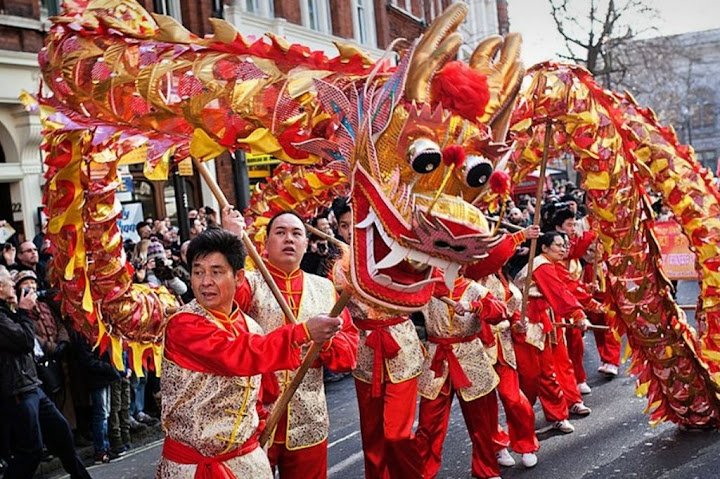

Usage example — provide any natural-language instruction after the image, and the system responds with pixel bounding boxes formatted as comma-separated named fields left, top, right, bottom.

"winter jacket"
left=0, top=302, right=41, bottom=397
left=71, top=330, right=121, bottom=390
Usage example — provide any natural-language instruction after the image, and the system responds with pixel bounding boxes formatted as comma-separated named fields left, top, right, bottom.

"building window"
left=245, top=0, right=259, bottom=12
left=353, top=0, right=376, bottom=47
left=242, top=0, right=273, bottom=17
left=390, top=0, right=412, bottom=12
left=696, top=150, right=717, bottom=172
left=302, top=0, right=330, bottom=33
left=41, top=0, right=61, bottom=17
left=692, top=102, right=716, bottom=130
left=153, top=0, right=182, bottom=20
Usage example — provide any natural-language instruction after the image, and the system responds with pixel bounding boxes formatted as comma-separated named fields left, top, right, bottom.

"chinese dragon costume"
left=31, top=0, right=720, bottom=428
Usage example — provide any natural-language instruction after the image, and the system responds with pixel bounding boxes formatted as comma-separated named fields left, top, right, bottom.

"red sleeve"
left=473, top=291, right=508, bottom=325
left=533, top=263, right=585, bottom=321
left=465, top=234, right=517, bottom=280
left=555, top=263, right=593, bottom=304
left=164, top=312, right=309, bottom=376
left=318, top=307, right=359, bottom=372
left=567, top=230, right=596, bottom=260
left=234, top=277, right=252, bottom=312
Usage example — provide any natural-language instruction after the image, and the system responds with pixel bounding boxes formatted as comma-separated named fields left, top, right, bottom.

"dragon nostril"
left=433, top=240, right=466, bottom=253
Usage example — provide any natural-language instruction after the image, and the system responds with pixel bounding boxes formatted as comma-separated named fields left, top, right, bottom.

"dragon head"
left=300, top=3, right=524, bottom=311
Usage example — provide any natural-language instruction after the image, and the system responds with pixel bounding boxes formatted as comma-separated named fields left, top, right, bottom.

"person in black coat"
left=72, top=329, right=122, bottom=463
left=0, top=266, right=91, bottom=479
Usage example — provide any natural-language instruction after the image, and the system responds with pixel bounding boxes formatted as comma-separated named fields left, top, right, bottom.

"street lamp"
left=680, top=105, right=693, bottom=145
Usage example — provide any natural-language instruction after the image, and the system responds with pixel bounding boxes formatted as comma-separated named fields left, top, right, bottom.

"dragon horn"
left=470, top=33, right=524, bottom=141
left=208, top=17, right=248, bottom=45
left=405, top=2, right=468, bottom=103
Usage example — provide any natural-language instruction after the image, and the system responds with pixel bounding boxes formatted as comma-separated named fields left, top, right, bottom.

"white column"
left=12, top=107, right=43, bottom=238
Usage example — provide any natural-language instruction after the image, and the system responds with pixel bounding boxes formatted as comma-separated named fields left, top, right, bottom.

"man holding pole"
left=156, top=227, right=342, bottom=479
left=234, top=210, right=358, bottom=479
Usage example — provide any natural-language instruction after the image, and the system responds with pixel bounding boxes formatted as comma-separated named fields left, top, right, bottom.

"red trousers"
left=268, top=440, right=327, bottom=479
left=551, top=331, right=583, bottom=406
left=416, top=381, right=499, bottom=479
left=491, top=363, right=539, bottom=454
left=514, top=339, right=568, bottom=422
left=590, top=311, right=621, bottom=366
left=565, top=327, right=587, bottom=384
left=354, top=377, right=423, bottom=479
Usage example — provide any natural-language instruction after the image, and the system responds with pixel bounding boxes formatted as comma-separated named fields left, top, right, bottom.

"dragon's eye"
left=464, top=155, right=493, bottom=188
left=407, top=138, right=441, bottom=174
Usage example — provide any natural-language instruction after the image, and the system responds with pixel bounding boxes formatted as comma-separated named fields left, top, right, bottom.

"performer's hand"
left=575, top=318, right=591, bottom=332
left=306, top=314, right=342, bottom=343
left=524, top=225, right=541, bottom=240
left=221, top=205, right=245, bottom=237
left=512, top=319, right=528, bottom=334
left=454, top=301, right=471, bottom=315
left=17, top=288, right=37, bottom=311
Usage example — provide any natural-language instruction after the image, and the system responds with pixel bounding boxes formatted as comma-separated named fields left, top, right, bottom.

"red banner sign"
left=653, top=220, right=699, bottom=280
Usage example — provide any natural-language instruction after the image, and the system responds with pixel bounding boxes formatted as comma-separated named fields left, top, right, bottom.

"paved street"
left=46, top=282, right=720, bottom=479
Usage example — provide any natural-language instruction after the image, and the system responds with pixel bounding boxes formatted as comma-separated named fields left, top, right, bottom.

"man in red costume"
left=583, top=242, right=621, bottom=376
left=552, top=208, right=597, bottom=395
left=157, top=226, right=342, bottom=479
left=415, top=275, right=507, bottom=479
left=464, top=226, right=541, bottom=470
left=235, top=210, right=358, bottom=479
left=331, top=200, right=426, bottom=479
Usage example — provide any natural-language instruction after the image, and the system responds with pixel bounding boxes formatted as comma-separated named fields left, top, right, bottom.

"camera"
left=316, top=241, right=328, bottom=256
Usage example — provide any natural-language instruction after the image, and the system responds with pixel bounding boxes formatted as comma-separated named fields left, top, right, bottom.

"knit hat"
left=14, top=269, right=37, bottom=287
left=147, top=241, right=166, bottom=263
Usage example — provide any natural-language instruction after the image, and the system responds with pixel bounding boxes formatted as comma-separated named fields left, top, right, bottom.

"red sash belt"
left=354, top=316, right=408, bottom=397
left=427, top=335, right=478, bottom=390
left=162, top=433, right=260, bottom=479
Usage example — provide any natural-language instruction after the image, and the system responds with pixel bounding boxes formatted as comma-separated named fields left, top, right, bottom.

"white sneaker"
left=496, top=447, right=515, bottom=467
left=598, top=362, right=609, bottom=374
left=552, top=419, right=575, bottom=433
left=521, top=452, right=538, bottom=468
left=569, top=402, right=592, bottom=416
left=604, top=364, right=619, bottom=376
left=578, top=382, right=592, bottom=394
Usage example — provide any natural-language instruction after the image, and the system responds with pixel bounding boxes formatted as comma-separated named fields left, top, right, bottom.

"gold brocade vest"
left=417, top=283, right=499, bottom=402
left=513, top=255, right=552, bottom=351
left=347, top=297, right=425, bottom=385
left=565, top=258, right=583, bottom=281
left=246, top=271, right=333, bottom=450
left=157, top=301, right=271, bottom=479
left=478, top=274, right=518, bottom=369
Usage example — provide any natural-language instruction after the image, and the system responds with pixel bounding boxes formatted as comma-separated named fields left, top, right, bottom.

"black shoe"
left=136, top=412, right=159, bottom=426
left=110, top=445, right=128, bottom=457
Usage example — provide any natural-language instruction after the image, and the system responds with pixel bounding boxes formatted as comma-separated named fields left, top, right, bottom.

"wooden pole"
left=259, top=290, right=353, bottom=447
left=306, top=223, right=344, bottom=248
left=192, top=157, right=299, bottom=324
left=518, top=121, right=553, bottom=328
left=552, top=322, right=610, bottom=331
left=485, top=216, right=525, bottom=233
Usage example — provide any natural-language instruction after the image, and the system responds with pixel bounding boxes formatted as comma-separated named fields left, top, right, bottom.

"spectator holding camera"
left=0, top=265, right=91, bottom=478
left=15, top=271, right=71, bottom=405
left=300, top=214, right=339, bottom=278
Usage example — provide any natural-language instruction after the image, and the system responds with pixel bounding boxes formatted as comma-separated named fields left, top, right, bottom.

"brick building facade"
left=0, top=0, right=506, bottom=238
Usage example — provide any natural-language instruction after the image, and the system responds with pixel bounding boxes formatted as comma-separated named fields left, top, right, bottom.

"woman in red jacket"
left=513, top=231, right=591, bottom=434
